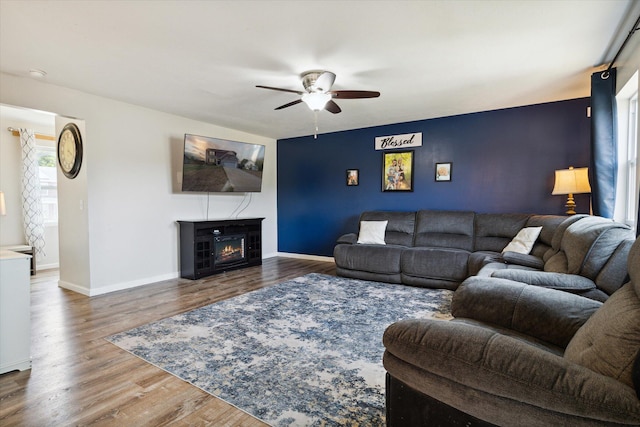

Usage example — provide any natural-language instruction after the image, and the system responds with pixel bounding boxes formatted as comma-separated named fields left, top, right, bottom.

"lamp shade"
left=301, top=92, right=331, bottom=111
left=552, top=167, right=591, bottom=195
left=0, top=191, right=5, bottom=216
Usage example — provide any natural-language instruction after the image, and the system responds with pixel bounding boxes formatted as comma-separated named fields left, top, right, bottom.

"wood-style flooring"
left=0, top=257, right=336, bottom=426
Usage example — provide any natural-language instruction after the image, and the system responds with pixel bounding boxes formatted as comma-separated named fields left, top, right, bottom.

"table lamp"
left=552, top=166, right=591, bottom=215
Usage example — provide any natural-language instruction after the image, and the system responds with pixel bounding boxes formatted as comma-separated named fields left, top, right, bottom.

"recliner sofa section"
left=382, top=235, right=640, bottom=426
left=334, top=209, right=634, bottom=298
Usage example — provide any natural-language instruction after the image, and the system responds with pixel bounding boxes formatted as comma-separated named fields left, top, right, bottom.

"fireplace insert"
left=214, top=234, right=246, bottom=267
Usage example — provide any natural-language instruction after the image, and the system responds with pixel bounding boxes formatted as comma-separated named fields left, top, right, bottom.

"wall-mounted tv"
left=181, top=134, right=265, bottom=193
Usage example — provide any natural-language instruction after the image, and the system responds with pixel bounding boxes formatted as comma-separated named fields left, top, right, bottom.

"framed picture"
left=346, top=169, right=359, bottom=186
left=435, top=162, right=452, bottom=182
left=383, top=150, right=414, bottom=191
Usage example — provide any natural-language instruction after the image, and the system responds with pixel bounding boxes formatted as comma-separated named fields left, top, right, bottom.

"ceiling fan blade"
left=314, top=71, right=336, bottom=92
left=330, top=90, right=381, bottom=99
left=275, top=99, right=303, bottom=110
left=256, top=85, right=304, bottom=95
left=325, top=100, right=341, bottom=114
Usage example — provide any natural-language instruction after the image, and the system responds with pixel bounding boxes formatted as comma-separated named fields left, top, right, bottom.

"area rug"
left=106, top=273, right=453, bottom=426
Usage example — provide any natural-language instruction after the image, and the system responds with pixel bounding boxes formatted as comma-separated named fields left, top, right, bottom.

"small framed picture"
left=435, top=162, right=452, bottom=182
left=346, top=169, right=359, bottom=186
left=383, top=150, right=414, bottom=191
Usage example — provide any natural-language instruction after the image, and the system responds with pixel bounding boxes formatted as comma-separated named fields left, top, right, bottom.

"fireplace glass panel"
left=214, top=234, right=246, bottom=265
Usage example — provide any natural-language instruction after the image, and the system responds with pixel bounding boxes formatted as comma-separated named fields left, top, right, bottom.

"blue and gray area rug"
left=107, top=273, right=453, bottom=426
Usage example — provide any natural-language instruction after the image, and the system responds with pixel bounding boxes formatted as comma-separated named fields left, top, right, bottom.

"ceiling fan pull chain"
left=314, top=111, right=319, bottom=139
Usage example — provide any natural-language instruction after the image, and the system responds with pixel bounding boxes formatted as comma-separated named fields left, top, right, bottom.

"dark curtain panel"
left=590, top=68, right=618, bottom=218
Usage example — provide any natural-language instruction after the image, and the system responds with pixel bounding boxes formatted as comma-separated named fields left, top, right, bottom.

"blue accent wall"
left=277, top=98, right=591, bottom=256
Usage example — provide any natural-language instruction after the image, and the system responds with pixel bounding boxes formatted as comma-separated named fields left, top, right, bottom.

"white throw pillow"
left=501, top=226, right=543, bottom=254
left=357, top=220, right=388, bottom=245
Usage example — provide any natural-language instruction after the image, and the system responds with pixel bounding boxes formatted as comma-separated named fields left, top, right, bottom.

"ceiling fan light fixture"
left=302, top=92, right=331, bottom=111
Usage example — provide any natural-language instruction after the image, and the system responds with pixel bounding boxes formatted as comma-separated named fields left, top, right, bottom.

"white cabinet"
left=0, top=250, right=31, bottom=374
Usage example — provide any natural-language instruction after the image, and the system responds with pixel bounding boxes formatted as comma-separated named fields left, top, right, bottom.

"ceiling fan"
left=256, top=70, right=380, bottom=114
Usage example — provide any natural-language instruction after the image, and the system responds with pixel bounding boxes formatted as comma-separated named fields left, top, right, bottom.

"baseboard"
left=58, top=279, right=90, bottom=296
left=59, top=272, right=180, bottom=297
left=0, top=358, right=32, bottom=375
left=58, top=254, right=333, bottom=298
left=276, top=252, right=334, bottom=262
left=87, top=272, right=180, bottom=296
left=36, top=262, right=59, bottom=271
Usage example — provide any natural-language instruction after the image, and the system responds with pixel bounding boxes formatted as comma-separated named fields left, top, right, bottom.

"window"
left=625, top=93, right=638, bottom=227
left=615, top=71, right=639, bottom=232
left=37, top=145, right=58, bottom=224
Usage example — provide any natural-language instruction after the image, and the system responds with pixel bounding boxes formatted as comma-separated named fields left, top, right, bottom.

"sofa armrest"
left=336, top=233, right=357, bottom=245
left=501, top=251, right=544, bottom=270
left=452, top=277, right=601, bottom=348
left=490, top=269, right=596, bottom=291
left=383, top=319, right=640, bottom=426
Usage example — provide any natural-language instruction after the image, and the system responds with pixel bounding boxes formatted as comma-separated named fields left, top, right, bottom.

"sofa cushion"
left=401, top=247, right=470, bottom=282
left=414, top=210, right=475, bottom=250
left=360, top=211, right=415, bottom=246
left=357, top=220, right=387, bottom=245
left=453, top=277, right=601, bottom=349
left=474, top=213, right=530, bottom=252
left=564, top=282, right=640, bottom=390
left=333, top=243, right=404, bottom=274
left=502, top=227, right=542, bottom=254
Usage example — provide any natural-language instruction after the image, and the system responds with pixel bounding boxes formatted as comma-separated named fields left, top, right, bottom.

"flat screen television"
left=181, top=134, right=265, bottom=193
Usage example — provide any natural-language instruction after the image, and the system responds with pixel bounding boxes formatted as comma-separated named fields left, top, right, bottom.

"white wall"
left=0, top=106, right=60, bottom=270
left=0, top=72, right=278, bottom=296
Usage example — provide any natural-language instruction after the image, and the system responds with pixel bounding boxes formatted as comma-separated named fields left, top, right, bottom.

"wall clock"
left=57, top=123, right=83, bottom=179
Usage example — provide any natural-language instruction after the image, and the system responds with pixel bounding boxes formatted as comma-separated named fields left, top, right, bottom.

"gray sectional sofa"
left=334, top=209, right=639, bottom=425
left=334, top=210, right=635, bottom=301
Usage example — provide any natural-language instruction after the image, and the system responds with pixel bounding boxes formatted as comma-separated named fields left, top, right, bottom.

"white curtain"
left=19, top=128, right=46, bottom=256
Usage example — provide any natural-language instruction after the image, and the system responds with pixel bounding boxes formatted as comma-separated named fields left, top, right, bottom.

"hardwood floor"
left=0, top=257, right=336, bottom=426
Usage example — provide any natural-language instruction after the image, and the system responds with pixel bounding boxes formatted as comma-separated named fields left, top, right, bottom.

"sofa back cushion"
left=544, top=216, right=634, bottom=296
left=360, top=211, right=415, bottom=246
left=414, top=210, right=475, bottom=251
left=474, top=213, right=530, bottom=252
left=524, top=215, right=566, bottom=258
left=543, top=215, right=587, bottom=262
left=591, top=236, right=635, bottom=295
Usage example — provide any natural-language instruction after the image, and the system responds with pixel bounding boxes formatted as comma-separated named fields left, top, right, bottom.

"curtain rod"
left=6, top=127, right=55, bottom=141
left=605, top=14, right=640, bottom=76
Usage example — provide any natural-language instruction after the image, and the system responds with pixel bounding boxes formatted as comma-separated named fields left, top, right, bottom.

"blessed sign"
left=375, top=132, right=422, bottom=150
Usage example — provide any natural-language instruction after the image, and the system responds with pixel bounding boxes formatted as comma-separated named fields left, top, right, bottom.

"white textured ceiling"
left=0, top=0, right=636, bottom=139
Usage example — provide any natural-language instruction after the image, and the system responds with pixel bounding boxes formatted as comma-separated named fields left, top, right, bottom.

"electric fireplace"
left=178, top=218, right=264, bottom=279
left=214, top=234, right=246, bottom=267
